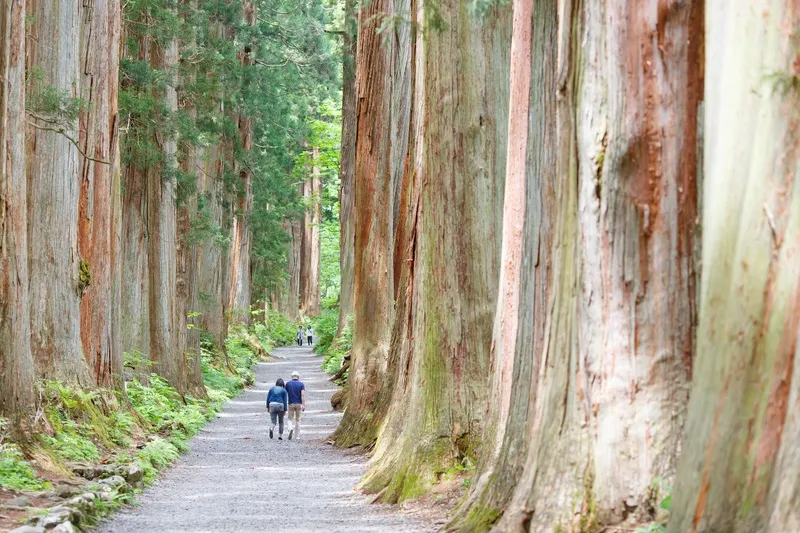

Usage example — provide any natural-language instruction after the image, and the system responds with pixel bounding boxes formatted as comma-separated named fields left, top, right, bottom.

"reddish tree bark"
left=300, top=152, right=321, bottom=316
left=26, top=0, right=93, bottom=386
left=78, top=0, right=123, bottom=389
left=331, top=0, right=396, bottom=446
left=360, top=0, right=511, bottom=502
left=0, top=0, right=38, bottom=432
left=449, top=1, right=702, bottom=530
left=228, top=0, right=255, bottom=325
left=337, top=0, right=357, bottom=333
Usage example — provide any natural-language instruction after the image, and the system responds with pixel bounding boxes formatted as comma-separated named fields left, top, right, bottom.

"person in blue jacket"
left=266, top=378, right=288, bottom=440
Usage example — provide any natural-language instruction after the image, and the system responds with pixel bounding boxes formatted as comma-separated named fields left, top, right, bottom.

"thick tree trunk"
left=668, top=2, right=800, bottom=532
left=448, top=1, right=702, bottom=530
left=228, top=1, right=255, bottom=325
left=177, top=193, right=205, bottom=398
left=197, top=146, right=228, bottom=351
left=121, top=164, right=150, bottom=358
left=0, top=0, right=38, bottom=432
left=147, top=35, right=185, bottom=392
left=300, top=151, right=321, bottom=316
left=26, top=0, right=93, bottom=386
left=78, top=0, right=123, bottom=389
left=331, top=0, right=396, bottom=446
left=282, top=217, right=301, bottom=320
left=337, top=0, right=357, bottom=333
left=360, top=0, right=511, bottom=502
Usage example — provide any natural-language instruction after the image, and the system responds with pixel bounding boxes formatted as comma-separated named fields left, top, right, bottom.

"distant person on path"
left=296, top=326, right=303, bottom=346
left=285, top=371, right=306, bottom=440
left=266, top=378, right=288, bottom=440
left=306, top=326, right=313, bottom=346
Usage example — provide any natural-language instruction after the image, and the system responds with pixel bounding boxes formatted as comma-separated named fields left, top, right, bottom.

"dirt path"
left=95, top=345, right=429, bottom=532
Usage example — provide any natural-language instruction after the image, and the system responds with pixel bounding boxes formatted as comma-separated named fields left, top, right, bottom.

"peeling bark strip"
left=78, top=0, right=123, bottom=389
left=668, top=2, right=800, bottom=532
left=26, top=0, right=93, bottom=386
left=0, top=0, right=38, bottom=430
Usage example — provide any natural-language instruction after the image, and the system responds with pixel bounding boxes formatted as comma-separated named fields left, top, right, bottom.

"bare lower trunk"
left=78, top=0, right=123, bottom=389
left=361, top=0, right=510, bottom=502
left=121, top=165, right=150, bottom=358
left=300, top=152, right=321, bottom=315
left=0, top=0, right=38, bottom=433
left=147, top=35, right=184, bottom=392
left=283, top=217, right=301, bottom=320
left=331, top=0, right=396, bottom=446
left=177, top=196, right=205, bottom=398
left=668, top=2, right=800, bottom=531
left=453, top=1, right=702, bottom=530
left=228, top=1, right=255, bottom=325
left=26, top=0, right=93, bottom=386
left=197, top=147, right=227, bottom=350
left=337, top=0, right=357, bottom=333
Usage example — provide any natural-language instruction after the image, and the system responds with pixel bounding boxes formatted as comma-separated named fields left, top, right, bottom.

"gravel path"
left=96, top=345, right=429, bottom=533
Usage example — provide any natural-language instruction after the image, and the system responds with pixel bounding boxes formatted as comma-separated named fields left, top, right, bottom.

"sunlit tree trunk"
left=78, top=0, right=123, bottom=389
left=0, top=0, right=38, bottom=433
left=331, top=0, right=396, bottom=446
left=360, top=0, right=511, bottom=502
left=450, top=1, right=702, bottom=530
left=282, top=217, right=301, bottom=320
left=300, top=151, right=321, bottom=316
left=337, top=0, right=357, bottom=333
left=668, top=2, right=800, bottom=532
left=26, top=0, right=93, bottom=386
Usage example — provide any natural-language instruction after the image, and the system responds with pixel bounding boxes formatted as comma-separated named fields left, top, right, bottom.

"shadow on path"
left=95, top=345, right=428, bottom=533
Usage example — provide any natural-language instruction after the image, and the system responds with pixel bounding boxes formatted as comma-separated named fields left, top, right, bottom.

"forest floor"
left=93, top=345, right=439, bottom=532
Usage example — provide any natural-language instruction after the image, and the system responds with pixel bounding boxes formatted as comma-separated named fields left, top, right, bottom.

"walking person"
left=306, top=326, right=314, bottom=347
left=296, top=326, right=303, bottom=346
left=266, top=378, right=288, bottom=440
left=285, top=371, right=306, bottom=440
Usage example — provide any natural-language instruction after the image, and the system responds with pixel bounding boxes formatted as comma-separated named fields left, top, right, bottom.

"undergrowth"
left=0, top=444, right=50, bottom=491
left=311, top=309, right=353, bottom=378
left=0, top=320, right=279, bottom=496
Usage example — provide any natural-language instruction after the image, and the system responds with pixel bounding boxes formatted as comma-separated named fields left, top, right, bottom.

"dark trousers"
left=307, top=336, right=312, bottom=345
left=269, top=403, right=285, bottom=434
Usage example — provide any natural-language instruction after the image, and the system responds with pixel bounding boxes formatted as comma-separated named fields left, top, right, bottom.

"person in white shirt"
left=305, top=327, right=313, bottom=346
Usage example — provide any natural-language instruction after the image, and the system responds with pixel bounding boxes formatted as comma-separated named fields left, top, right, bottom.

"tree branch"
left=27, top=120, right=111, bottom=166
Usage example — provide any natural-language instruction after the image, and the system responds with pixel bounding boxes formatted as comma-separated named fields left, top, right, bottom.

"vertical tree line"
left=335, top=0, right=800, bottom=531
left=0, top=0, right=335, bottom=422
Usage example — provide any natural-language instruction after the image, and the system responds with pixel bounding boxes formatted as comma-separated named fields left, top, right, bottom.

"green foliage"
left=311, top=310, right=352, bottom=376
left=42, top=381, right=132, bottom=448
left=136, top=437, right=181, bottom=485
left=42, top=425, right=100, bottom=462
left=320, top=220, right=342, bottom=303
left=126, top=376, right=207, bottom=437
left=0, top=444, right=50, bottom=491
left=257, top=311, right=298, bottom=347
